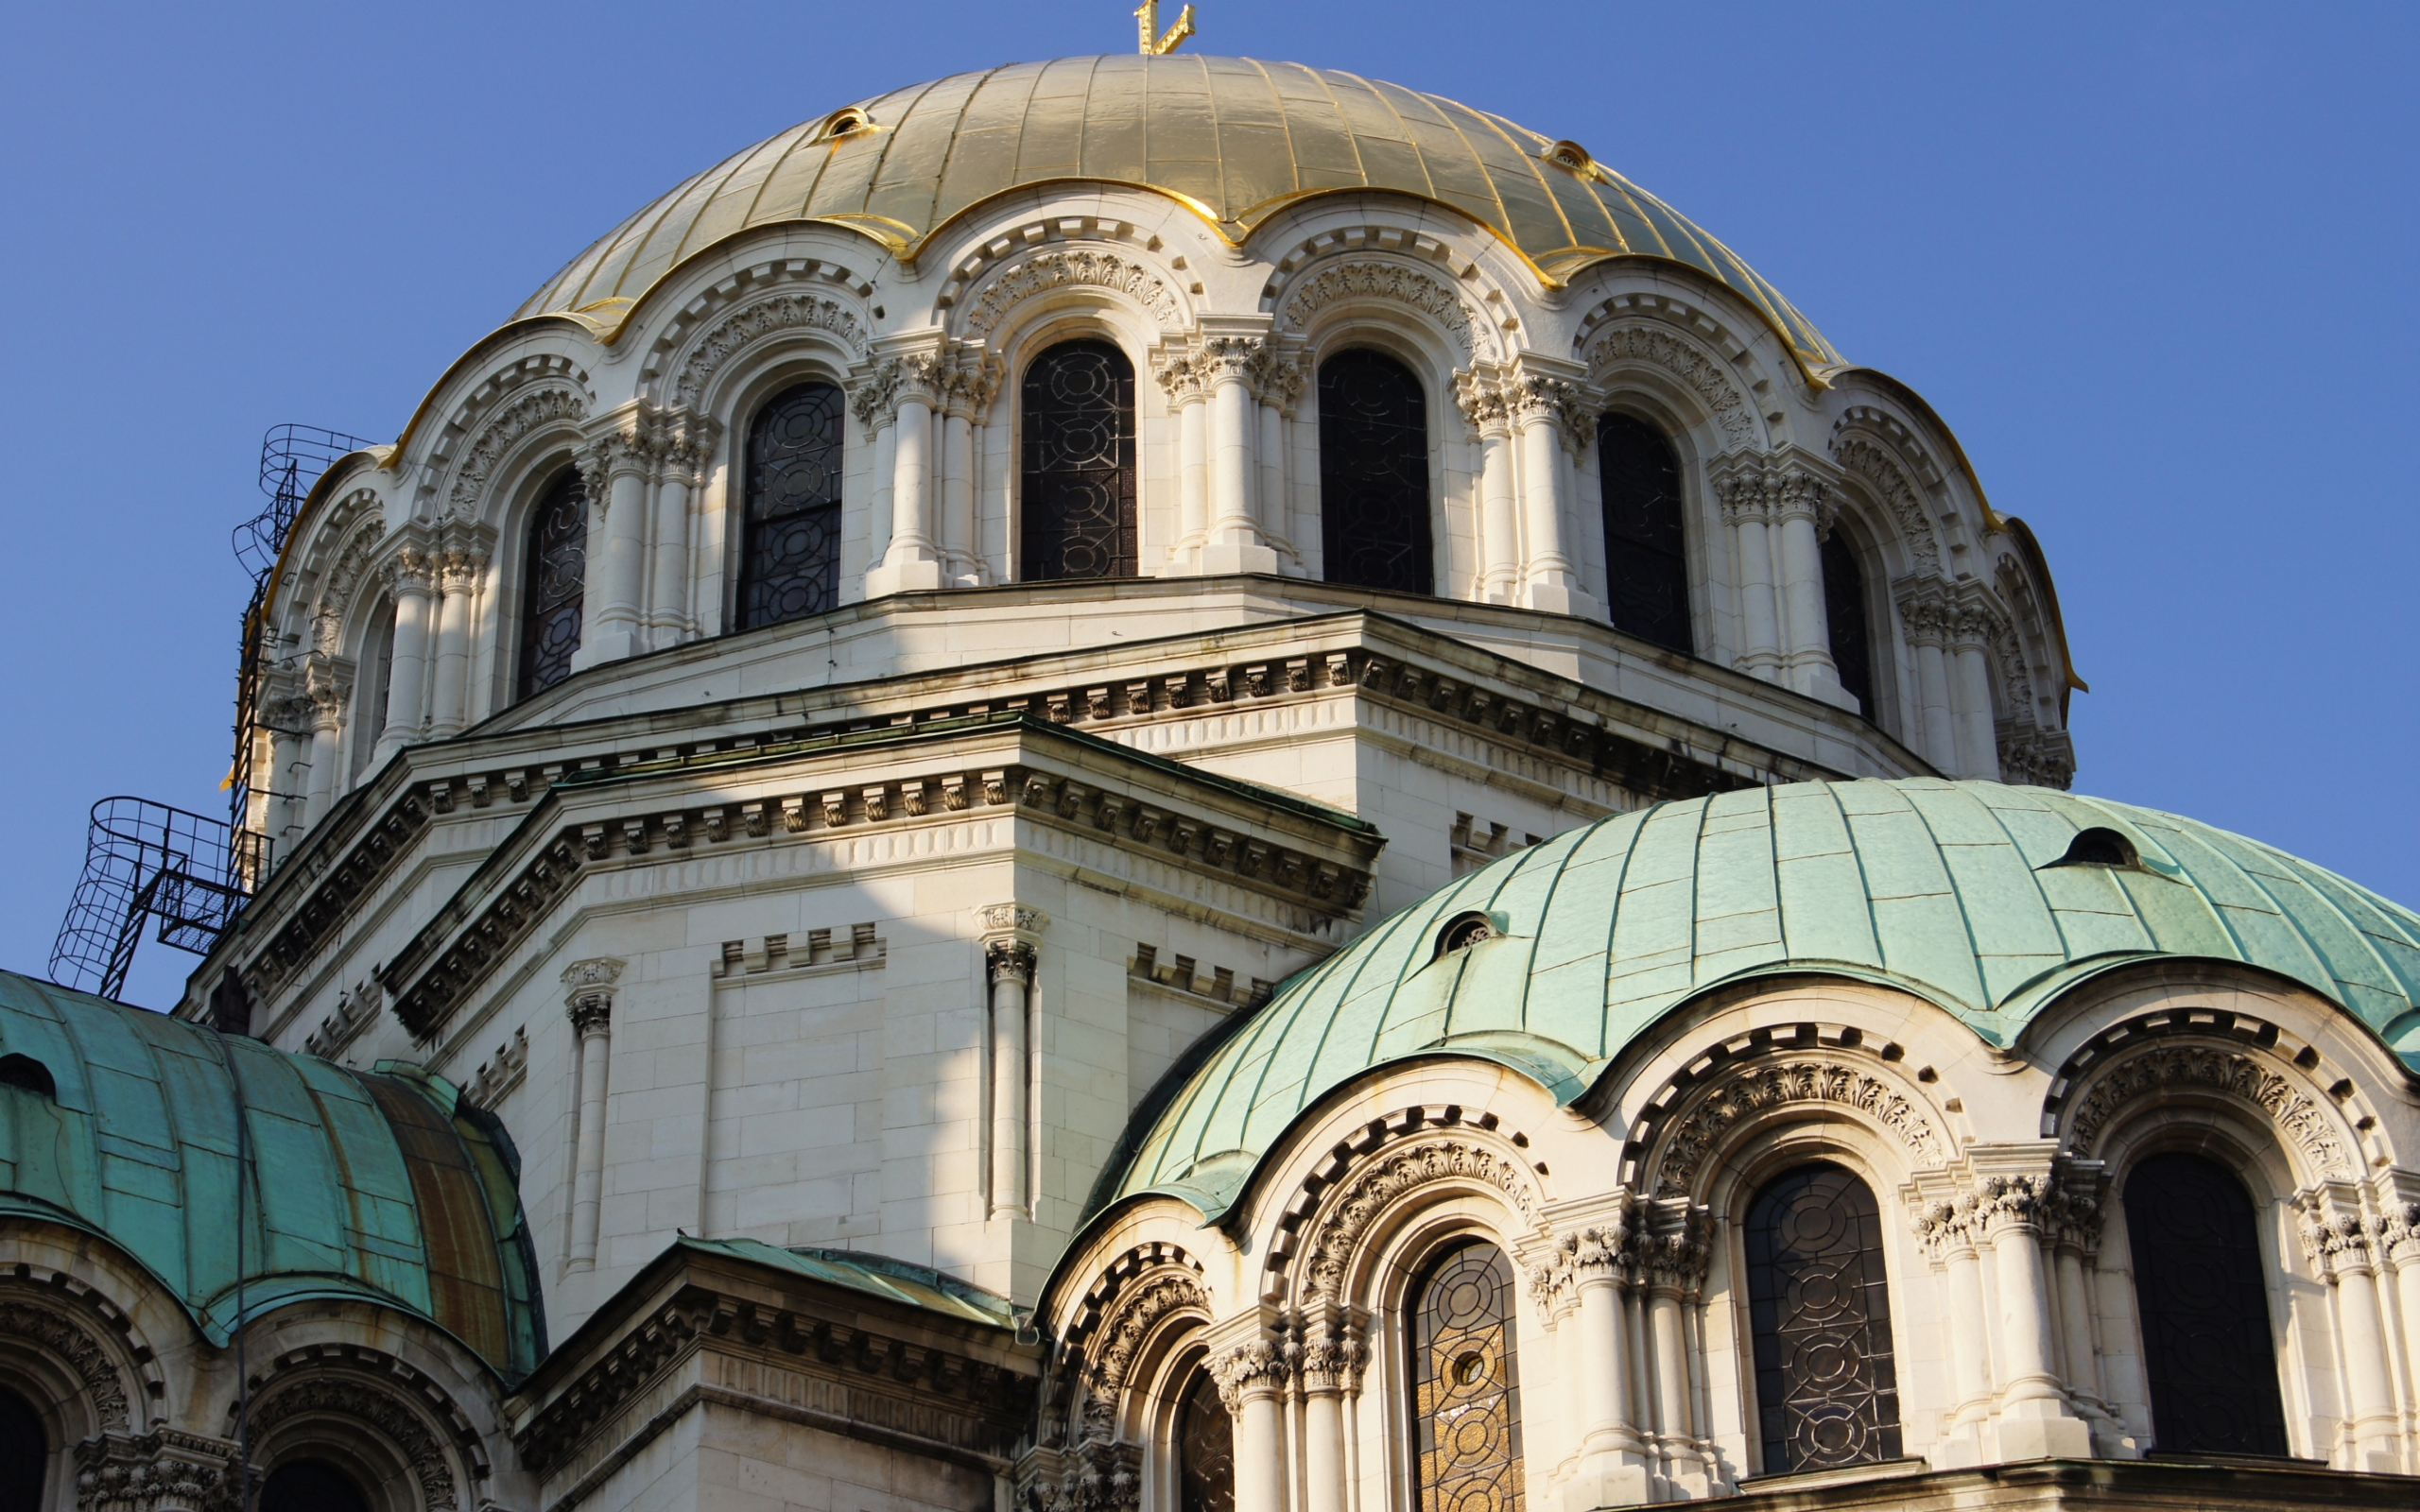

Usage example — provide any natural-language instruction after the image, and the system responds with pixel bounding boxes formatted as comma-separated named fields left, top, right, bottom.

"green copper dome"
left=0, top=971, right=545, bottom=1382
left=1116, top=779, right=2420, bottom=1220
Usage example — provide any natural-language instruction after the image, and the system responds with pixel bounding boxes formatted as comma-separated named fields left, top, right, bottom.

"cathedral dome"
left=516, top=54, right=1838, bottom=363
left=1115, top=778, right=2420, bottom=1219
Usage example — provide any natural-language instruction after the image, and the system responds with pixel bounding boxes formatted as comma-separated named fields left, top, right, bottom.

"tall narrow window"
left=0, top=1386, right=43, bottom=1512
left=1745, top=1162, right=1901, bottom=1474
left=741, top=381, right=845, bottom=627
left=1409, top=1240, right=1523, bottom=1512
left=1820, top=530, right=1873, bottom=716
left=2125, top=1152, right=2289, bottom=1456
left=1177, top=1366, right=1234, bottom=1512
left=261, top=1460, right=370, bottom=1512
left=1022, top=339, right=1136, bottom=580
left=1319, top=350, right=1432, bottom=594
left=516, top=469, right=588, bottom=700
left=353, top=596, right=395, bottom=779
left=1597, top=413, right=1690, bottom=652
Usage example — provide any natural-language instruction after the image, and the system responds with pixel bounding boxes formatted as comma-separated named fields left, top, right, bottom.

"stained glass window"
left=516, top=469, right=588, bottom=700
left=741, top=382, right=845, bottom=627
left=0, top=1386, right=43, bottom=1512
left=1746, top=1162, right=1901, bottom=1473
left=1820, top=530, right=1873, bottom=716
left=2124, top=1152, right=2289, bottom=1456
left=1409, top=1241, right=1524, bottom=1512
left=1177, top=1366, right=1234, bottom=1512
left=1319, top=350, right=1433, bottom=595
left=1598, top=414, right=1691, bottom=653
left=1022, top=340, right=1137, bottom=580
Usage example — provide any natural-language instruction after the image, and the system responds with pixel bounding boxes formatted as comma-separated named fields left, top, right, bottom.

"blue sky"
left=2, top=2, right=2412, bottom=1009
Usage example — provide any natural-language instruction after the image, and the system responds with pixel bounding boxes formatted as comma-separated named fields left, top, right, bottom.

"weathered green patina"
left=1116, top=779, right=2420, bottom=1220
left=0, top=970, right=545, bottom=1383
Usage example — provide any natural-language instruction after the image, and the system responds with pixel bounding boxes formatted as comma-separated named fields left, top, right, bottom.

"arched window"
left=1022, top=340, right=1136, bottom=580
left=1820, top=530, right=1873, bottom=716
left=2124, top=1152, right=2289, bottom=1456
left=0, top=1386, right=43, bottom=1512
left=516, top=469, right=588, bottom=700
left=740, top=381, right=846, bottom=628
left=261, top=1459, right=371, bottom=1512
left=353, top=596, right=394, bottom=780
left=1745, top=1162, right=1901, bottom=1474
left=1319, top=350, right=1432, bottom=594
left=1409, top=1240, right=1523, bottom=1512
left=1176, top=1366, right=1234, bottom=1512
left=1597, top=414, right=1690, bottom=652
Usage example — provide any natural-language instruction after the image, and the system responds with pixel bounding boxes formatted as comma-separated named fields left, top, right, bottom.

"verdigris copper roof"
left=0, top=971, right=545, bottom=1382
left=1116, top=780, right=2420, bottom=1220
left=516, top=55, right=1837, bottom=363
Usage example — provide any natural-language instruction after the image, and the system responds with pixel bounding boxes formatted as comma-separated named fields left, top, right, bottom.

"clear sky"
left=2, top=2, right=2412, bottom=1010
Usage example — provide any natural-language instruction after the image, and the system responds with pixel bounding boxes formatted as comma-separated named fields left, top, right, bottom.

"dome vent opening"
left=0, top=1053, right=56, bottom=1100
left=809, top=107, right=877, bottom=145
left=2049, top=827, right=2139, bottom=869
left=1541, top=140, right=1603, bottom=180
left=1436, top=912, right=1498, bottom=957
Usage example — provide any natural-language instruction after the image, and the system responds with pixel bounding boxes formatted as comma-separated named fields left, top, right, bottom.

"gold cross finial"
left=1134, top=1, right=1196, bottom=55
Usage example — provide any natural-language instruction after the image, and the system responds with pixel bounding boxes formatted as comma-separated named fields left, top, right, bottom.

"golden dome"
left=517, top=55, right=1839, bottom=363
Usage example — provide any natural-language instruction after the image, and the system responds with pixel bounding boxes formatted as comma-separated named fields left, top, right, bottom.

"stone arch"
left=1623, top=1023, right=1953, bottom=1203
left=958, top=244, right=1186, bottom=345
left=1582, top=319, right=1760, bottom=455
left=0, top=1296, right=135, bottom=1435
left=296, top=490, right=390, bottom=658
left=417, top=357, right=591, bottom=529
left=1272, top=253, right=1494, bottom=368
left=1272, top=1120, right=1547, bottom=1311
left=244, top=1359, right=476, bottom=1512
left=1826, top=412, right=1942, bottom=580
left=648, top=279, right=873, bottom=416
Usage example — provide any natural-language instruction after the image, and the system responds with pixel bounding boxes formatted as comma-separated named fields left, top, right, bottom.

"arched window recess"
left=1319, top=348, right=1433, bottom=596
left=1022, top=339, right=1138, bottom=581
left=1744, top=1161, right=1901, bottom=1475
left=516, top=468, right=588, bottom=700
left=1408, top=1239, right=1524, bottom=1512
left=1597, top=412, right=1691, bottom=653
left=738, top=381, right=845, bottom=629
left=2123, top=1152, right=2290, bottom=1457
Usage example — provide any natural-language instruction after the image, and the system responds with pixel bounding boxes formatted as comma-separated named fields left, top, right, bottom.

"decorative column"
left=1209, top=1336, right=1291, bottom=1512
left=575, top=416, right=650, bottom=667
left=850, top=363, right=903, bottom=583
left=1153, top=351, right=1209, bottom=567
left=1948, top=591, right=2004, bottom=782
left=978, top=903, right=1046, bottom=1220
left=372, top=549, right=434, bottom=764
left=261, top=679, right=308, bottom=852
left=1769, top=466, right=1846, bottom=702
left=563, top=956, right=623, bottom=1272
left=1974, top=1171, right=2093, bottom=1460
left=2046, top=1172, right=2111, bottom=1423
left=2382, top=1201, right=2420, bottom=1459
left=1641, top=1206, right=1712, bottom=1495
left=2301, top=1200, right=2405, bottom=1471
left=1252, top=350, right=1300, bottom=569
left=1894, top=579, right=1962, bottom=774
left=646, top=412, right=717, bottom=649
left=1200, top=334, right=1279, bottom=575
left=1556, top=1204, right=1651, bottom=1505
left=939, top=356, right=999, bottom=587
left=1510, top=366, right=1599, bottom=617
left=1920, top=1187, right=1998, bottom=1466
left=1295, top=1307, right=1365, bottom=1512
left=424, top=527, right=490, bottom=737
left=867, top=349, right=947, bottom=594
left=1456, top=370, right=1521, bottom=604
left=1714, top=463, right=1784, bottom=681
left=300, top=657, right=350, bottom=833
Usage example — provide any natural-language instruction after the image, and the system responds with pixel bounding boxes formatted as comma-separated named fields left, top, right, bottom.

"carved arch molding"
left=1075, top=1267, right=1210, bottom=1441
left=1583, top=323, right=1757, bottom=448
left=1276, top=259, right=1487, bottom=361
left=251, top=1374, right=460, bottom=1510
left=0, top=1298, right=132, bottom=1430
left=1634, top=1054, right=1948, bottom=1199
left=2062, top=1041, right=2353, bottom=1180
left=962, top=249, right=1183, bottom=337
left=446, top=385, right=589, bottom=514
left=669, top=292, right=872, bottom=406
left=1283, top=1133, right=1544, bottom=1306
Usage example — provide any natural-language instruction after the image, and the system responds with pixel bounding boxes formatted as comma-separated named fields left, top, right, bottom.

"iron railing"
left=50, top=798, right=271, bottom=1000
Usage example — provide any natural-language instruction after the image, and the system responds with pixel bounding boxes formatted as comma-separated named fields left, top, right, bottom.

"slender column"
left=1179, top=387, right=1209, bottom=558
left=1257, top=397, right=1289, bottom=562
left=374, top=550, right=434, bottom=763
left=978, top=903, right=1046, bottom=1220
left=942, top=404, right=978, bottom=585
left=2386, top=1206, right=2420, bottom=1457
left=424, top=544, right=484, bottom=736
left=1455, top=371, right=1520, bottom=604
left=850, top=367, right=902, bottom=590
left=265, top=695, right=307, bottom=854
left=1511, top=373, right=1595, bottom=614
left=1768, top=468, right=1842, bottom=698
left=1717, top=472, right=1785, bottom=681
left=1977, top=1174, right=2094, bottom=1459
left=867, top=353, right=945, bottom=593
left=563, top=956, right=623, bottom=1272
left=1212, top=1340, right=1291, bottom=1512
left=300, top=664, right=348, bottom=832
left=646, top=417, right=712, bottom=648
left=1922, top=1197, right=1997, bottom=1460
left=1553, top=1208, right=1653, bottom=1509
left=1297, top=1309, right=1361, bottom=1512
left=2306, top=1209, right=2403, bottom=1469
left=1949, top=600, right=2003, bottom=781
left=1198, top=337, right=1278, bottom=575
left=579, top=429, right=651, bottom=665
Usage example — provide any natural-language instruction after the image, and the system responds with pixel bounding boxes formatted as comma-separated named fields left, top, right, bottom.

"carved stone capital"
left=1287, top=1308, right=1367, bottom=1395
left=1453, top=368, right=1512, bottom=437
left=381, top=546, right=437, bottom=598
left=977, top=902, right=1048, bottom=940
left=848, top=359, right=904, bottom=428
left=1150, top=351, right=1202, bottom=404
left=986, top=938, right=1038, bottom=987
left=1510, top=373, right=1594, bottom=455
left=2295, top=1198, right=2381, bottom=1280
left=562, top=956, right=624, bottom=1036
left=75, top=1428, right=243, bottom=1512
left=1245, top=347, right=1305, bottom=411
left=1206, top=1336, right=1289, bottom=1408
left=1200, top=335, right=1267, bottom=383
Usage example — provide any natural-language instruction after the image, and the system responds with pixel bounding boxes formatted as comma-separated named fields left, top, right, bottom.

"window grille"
left=2124, top=1152, right=2290, bottom=1456
left=1319, top=350, right=1432, bottom=594
left=516, top=469, right=588, bottom=699
left=1409, top=1241, right=1524, bottom=1512
left=741, top=382, right=845, bottom=627
left=1820, top=530, right=1873, bottom=716
left=1745, top=1162, right=1901, bottom=1473
left=1177, top=1366, right=1234, bottom=1512
left=1021, top=339, right=1137, bottom=579
left=1597, top=414, right=1691, bottom=653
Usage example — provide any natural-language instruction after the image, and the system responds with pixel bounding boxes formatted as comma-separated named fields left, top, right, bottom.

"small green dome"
left=1116, top=779, right=2420, bottom=1220
left=0, top=971, right=545, bottom=1382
